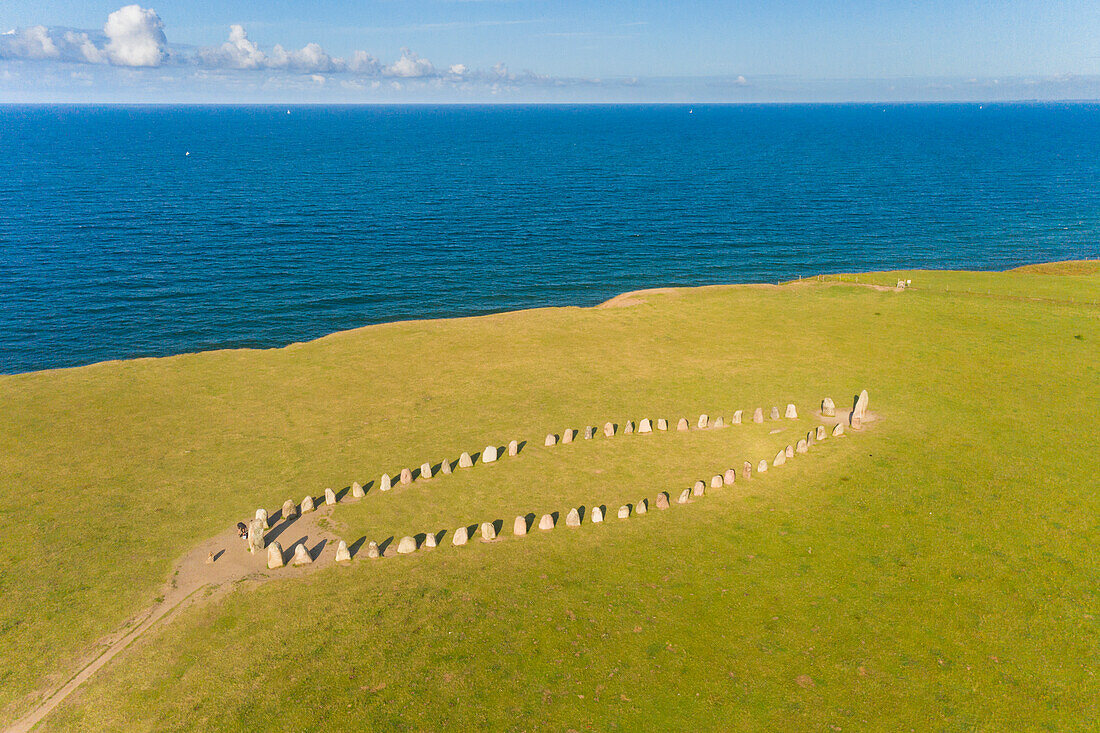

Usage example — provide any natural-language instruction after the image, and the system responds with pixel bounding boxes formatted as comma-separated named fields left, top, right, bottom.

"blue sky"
left=2, top=0, right=1099, bottom=102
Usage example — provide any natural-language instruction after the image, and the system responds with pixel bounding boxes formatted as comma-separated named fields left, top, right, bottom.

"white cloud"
left=198, top=24, right=264, bottom=69
left=384, top=48, right=434, bottom=78
left=0, top=25, right=60, bottom=60
left=103, top=5, right=167, bottom=67
left=448, top=63, right=467, bottom=76
left=347, top=50, right=380, bottom=74
left=63, top=31, right=106, bottom=64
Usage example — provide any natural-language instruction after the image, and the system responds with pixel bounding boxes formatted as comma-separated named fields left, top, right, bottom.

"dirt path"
left=7, top=505, right=345, bottom=733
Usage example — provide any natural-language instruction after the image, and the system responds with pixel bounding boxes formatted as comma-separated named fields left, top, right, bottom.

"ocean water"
left=1, top=103, right=1098, bottom=373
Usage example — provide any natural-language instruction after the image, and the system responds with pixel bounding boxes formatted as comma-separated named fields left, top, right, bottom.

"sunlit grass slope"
left=1, top=264, right=1097, bottom=730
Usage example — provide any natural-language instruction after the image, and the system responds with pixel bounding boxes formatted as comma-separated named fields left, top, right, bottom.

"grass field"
left=1, top=263, right=1097, bottom=730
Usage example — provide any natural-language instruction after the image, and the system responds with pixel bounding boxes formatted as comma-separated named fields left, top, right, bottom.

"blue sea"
left=2, top=103, right=1098, bottom=373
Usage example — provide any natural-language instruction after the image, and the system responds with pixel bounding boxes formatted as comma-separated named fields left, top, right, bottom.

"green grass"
left=1, top=264, right=1098, bottom=730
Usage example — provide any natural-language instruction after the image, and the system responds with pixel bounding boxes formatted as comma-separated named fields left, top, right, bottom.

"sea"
left=1, top=103, right=1098, bottom=373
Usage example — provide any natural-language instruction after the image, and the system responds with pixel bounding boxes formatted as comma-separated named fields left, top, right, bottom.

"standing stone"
left=440, top=460, right=452, bottom=475
left=400, top=468, right=413, bottom=484
left=459, top=452, right=473, bottom=468
left=785, top=403, right=798, bottom=419
left=266, top=542, right=284, bottom=569
left=657, top=418, right=668, bottom=431
left=256, top=508, right=270, bottom=531
left=617, top=505, right=630, bottom=519
left=301, top=495, right=315, bottom=513
left=742, top=461, right=752, bottom=480
left=291, top=542, right=312, bottom=566
left=796, top=439, right=808, bottom=454
left=539, top=514, right=555, bottom=530
left=351, top=482, right=365, bottom=498
left=770, top=406, right=780, bottom=420
left=514, top=515, right=528, bottom=536
left=710, top=475, right=723, bottom=489
left=637, top=498, right=649, bottom=514
left=624, top=421, right=635, bottom=434
left=757, top=459, right=768, bottom=473
left=582, top=426, right=593, bottom=440
left=773, top=449, right=786, bottom=467
left=483, top=445, right=498, bottom=463
left=851, top=389, right=869, bottom=428
left=752, top=408, right=764, bottom=424
left=694, top=480, right=706, bottom=495
left=832, top=422, right=845, bottom=437
left=397, top=535, right=417, bottom=554
left=334, top=540, right=351, bottom=563
left=821, top=397, right=836, bottom=417
left=732, top=410, right=743, bottom=424
left=591, top=506, right=604, bottom=523
left=206, top=551, right=215, bottom=565
left=816, top=425, right=827, bottom=441
left=638, top=418, right=653, bottom=434
left=480, top=522, right=496, bottom=540
left=380, top=473, right=392, bottom=491
left=366, top=541, right=380, bottom=558
left=655, top=493, right=670, bottom=510
left=508, top=440, right=519, bottom=456
left=786, top=444, right=795, bottom=458
left=714, top=416, right=726, bottom=428
left=807, top=430, right=815, bottom=447
left=424, top=533, right=437, bottom=549
left=677, top=418, right=690, bottom=431
left=282, top=499, right=297, bottom=520
left=604, top=422, right=615, bottom=437
left=325, top=488, right=336, bottom=505
left=562, top=429, right=574, bottom=444
left=420, top=462, right=433, bottom=479
left=545, top=433, right=557, bottom=447
left=566, top=508, right=581, bottom=527
left=723, top=468, right=737, bottom=485
left=697, top=414, right=709, bottom=429
left=677, top=489, right=691, bottom=504
left=452, top=527, right=469, bottom=546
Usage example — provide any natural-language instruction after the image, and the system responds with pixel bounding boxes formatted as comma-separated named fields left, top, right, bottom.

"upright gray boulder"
left=770, top=406, right=780, bottom=420
left=591, top=506, right=604, bottom=523
left=742, top=461, right=752, bottom=480
left=710, top=475, right=723, bottom=489
left=697, top=414, right=709, bottom=429
left=459, top=452, right=473, bottom=468
left=637, top=498, right=649, bottom=514
left=539, top=514, right=555, bottom=530
left=380, top=473, right=392, bottom=491
left=806, top=430, right=815, bottom=446
left=773, top=449, right=786, bottom=467
left=325, top=488, right=336, bottom=505
left=266, top=542, right=284, bottom=569
left=713, top=416, right=726, bottom=428
left=732, top=410, right=743, bottom=424
left=545, top=433, right=557, bottom=447
left=624, top=421, right=635, bottom=434
left=452, top=527, right=469, bottom=546
left=617, top=505, right=630, bottom=519
left=796, top=439, right=808, bottom=454
left=752, top=408, right=764, bottom=424
left=604, top=422, right=615, bottom=437
left=480, top=522, right=496, bottom=540
left=832, top=422, right=845, bottom=437
left=301, top=495, right=315, bottom=513
left=282, top=499, right=297, bottom=520
left=397, top=535, right=417, bottom=554
left=638, top=418, right=653, bottom=434
left=694, top=480, right=706, bottom=495
left=821, top=397, right=835, bottom=417
left=334, top=540, right=351, bottom=563
left=508, top=440, right=519, bottom=456
left=366, top=541, right=380, bottom=558
left=562, top=429, right=574, bottom=444
left=677, top=418, right=689, bottom=431
left=584, top=426, right=595, bottom=439
left=786, top=444, right=794, bottom=458
left=420, top=462, right=433, bottom=479
left=657, top=418, right=668, bottom=431
left=566, top=508, right=581, bottom=527
left=655, top=493, right=669, bottom=510
left=351, top=481, right=365, bottom=498
left=723, top=468, right=736, bottom=485
left=816, top=425, right=827, bottom=441
left=851, top=389, right=869, bottom=428
left=440, top=460, right=452, bottom=475
left=256, top=508, right=270, bottom=531
left=785, top=403, right=798, bottom=419
left=424, top=533, right=437, bottom=549
left=291, top=542, right=312, bottom=566
left=483, top=445, right=498, bottom=463
left=757, top=459, right=768, bottom=473
left=677, top=489, right=690, bottom=504
left=514, top=515, right=528, bottom=536
left=400, top=468, right=412, bottom=485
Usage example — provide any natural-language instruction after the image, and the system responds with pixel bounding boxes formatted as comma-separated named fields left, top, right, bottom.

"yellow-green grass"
left=1, top=264, right=1097, bottom=729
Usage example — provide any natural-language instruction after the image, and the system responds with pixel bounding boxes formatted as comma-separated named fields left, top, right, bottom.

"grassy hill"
left=1, top=263, right=1097, bottom=730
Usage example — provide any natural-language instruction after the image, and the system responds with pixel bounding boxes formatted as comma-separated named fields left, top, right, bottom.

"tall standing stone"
left=301, top=495, right=315, bottom=513
left=816, top=425, right=827, bottom=441
left=591, top=506, right=604, bottom=523
left=480, top=522, right=497, bottom=540
left=807, top=430, right=815, bottom=447
left=247, top=518, right=265, bottom=551
left=325, top=488, right=336, bottom=505
left=773, top=449, right=786, bottom=467
left=770, top=406, right=780, bottom=420
left=714, top=416, right=726, bottom=428
left=420, top=462, right=433, bottom=479
left=256, top=508, right=270, bottom=531
left=508, top=440, right=519, bottom=456
left=753, top=408, right=764, bottom=424
left=657, top=418, right=668, bottom=431
left=397, top=535, right=417, bottom=554
left=742, top=461, right=752, bottom=480
left=785, top=403, right=798, bottom=419
left=832, top=422, right=845, bottom=437
left=710, top=475, right=723, bottom=489
left=424, top=533, right=437, bottom=549
left=282, top=499, right=297, bottom=520
left=821, top=397, right=835, bottom=417
left=796, top=439, right=808, bottom=454
left=584, top=426, right=595, bottom=439
left=267, top=542, right=284, bottom=569
left=624, top=421, right=635, bottom=434
left=440, top=460, right=452, bottom=475
left=514, top=515, right=528, bottom=536
left=604, top=422, right=615, bottom=437
left=677, top=489, right=690, bottom=504
left=786, top=444, right=795, bottom=458
left=351, top=481, right=365, bottom=498
left=655, top=493, right=669, bottom=510
left=545, top=433, right=557, bottom=447
left=483, top=445, right=498, bottom=463
left=453, top=527, right=469, bottom=546
left=724, top=468, right=737, bottom=485
left=638, top=418, right=653, bottom=434
left=677, top=418, right=689, bottom=431
left=732, top=410, right=743, bottom=424
left=380, top=473, right=392, bottom=491
left=291, top=542, right=312, bottom=566
left=697, top=414, right=709, bottom=429
left=334, top=540, right=351, bottom=563
left=562, top=429, right=574, bottom=444
left=617, top=505, right=630, bottom=519
left=400, top=468, right=412, bottom=485
left=637, top=498, right=649, bottom=514
left=539, top=514, right=555, bottom=530
left=566, top=508, right=581, bottom=527
left=459, top=452, right=473, bottom=468
left=851, top=389, right=869, bottom=428
left=694, top=480, right=706, bottom=495
left=757, top=459, right=768, bottom=473
left=366, top=541, right=380, bottom=558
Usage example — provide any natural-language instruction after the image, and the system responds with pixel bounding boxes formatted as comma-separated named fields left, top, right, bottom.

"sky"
left=2, top=0, right=1100, bottom=102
